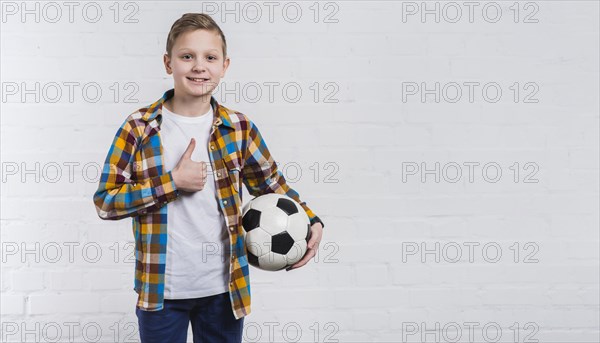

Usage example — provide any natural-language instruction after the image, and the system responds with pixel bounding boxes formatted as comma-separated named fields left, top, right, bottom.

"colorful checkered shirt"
left=93, top=88, right=324, bottom=319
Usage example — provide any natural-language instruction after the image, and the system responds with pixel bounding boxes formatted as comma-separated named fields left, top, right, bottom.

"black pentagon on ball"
left=276, top=198, right=298, bottom=216
left=247, top=249, right=260, bottom=267
left=242, top=209, right=261, bottom=232
left=271, top=231, right=295, bottom=254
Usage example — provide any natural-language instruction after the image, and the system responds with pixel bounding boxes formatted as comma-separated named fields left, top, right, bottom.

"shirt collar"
left=140, top=88, right=234, bottom=129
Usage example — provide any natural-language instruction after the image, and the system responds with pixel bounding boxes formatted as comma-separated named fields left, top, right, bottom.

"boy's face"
left=163, top=29, right=230, bottom=99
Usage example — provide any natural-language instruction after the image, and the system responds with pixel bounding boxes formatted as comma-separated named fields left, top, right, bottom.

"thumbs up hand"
left=172, top=138, right=208, bottom=192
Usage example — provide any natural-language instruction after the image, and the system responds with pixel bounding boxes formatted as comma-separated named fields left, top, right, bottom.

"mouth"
left=187, top=77, right=210, bottom=84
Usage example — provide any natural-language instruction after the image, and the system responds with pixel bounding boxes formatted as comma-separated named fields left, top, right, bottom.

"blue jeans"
left=135, top=291, right=244, bottom=343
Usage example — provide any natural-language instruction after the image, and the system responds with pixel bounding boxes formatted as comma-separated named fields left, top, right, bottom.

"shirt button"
left=223, top=200, right=228, bottom=205
left=229, top=226, right=235, bottom=232
left=140, top=209, right=147, bottom=214
left=210, top=145, right=215, bottom=150
left=231, top=255, right=235, bottom=261
left=217, top=172, right=221, bottom=177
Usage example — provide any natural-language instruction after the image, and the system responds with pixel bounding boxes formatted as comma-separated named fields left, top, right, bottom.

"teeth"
left=189, top=77, right=207, bottom=81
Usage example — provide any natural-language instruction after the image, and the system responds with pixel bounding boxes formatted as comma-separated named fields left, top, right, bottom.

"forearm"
left=94, top=167, right=179, bottom=220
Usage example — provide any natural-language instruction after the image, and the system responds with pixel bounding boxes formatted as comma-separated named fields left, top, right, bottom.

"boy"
left=93, top=13, right=324, bottom=343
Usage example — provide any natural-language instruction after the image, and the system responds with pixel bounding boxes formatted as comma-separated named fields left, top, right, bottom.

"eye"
left=182, top=54, right=193, bottom=60
left=207, top=55, right=217, bottom=61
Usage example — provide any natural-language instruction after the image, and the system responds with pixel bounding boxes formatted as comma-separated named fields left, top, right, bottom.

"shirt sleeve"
left=93, top=118, right=179, bottom=220
left=241, top=120, right=324, bottom=228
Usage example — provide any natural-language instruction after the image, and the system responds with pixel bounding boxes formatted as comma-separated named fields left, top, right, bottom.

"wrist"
left=310, top=216, right=324, bottom=229
left=171, top=169, right=180, bottom=188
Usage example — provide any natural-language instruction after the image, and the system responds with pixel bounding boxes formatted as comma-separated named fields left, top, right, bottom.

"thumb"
left=180, top=138, right=196, bottom=161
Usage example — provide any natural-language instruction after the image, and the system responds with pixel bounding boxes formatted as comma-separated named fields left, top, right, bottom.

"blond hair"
left=166, top=13, right=227, bottom=58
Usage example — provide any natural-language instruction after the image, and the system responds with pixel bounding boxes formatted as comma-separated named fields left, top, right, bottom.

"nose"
left=192, top=61, right=206, bottom=73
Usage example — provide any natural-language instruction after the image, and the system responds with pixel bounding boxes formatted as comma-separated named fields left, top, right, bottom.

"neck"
left=165, top=93, right=212, bottom=117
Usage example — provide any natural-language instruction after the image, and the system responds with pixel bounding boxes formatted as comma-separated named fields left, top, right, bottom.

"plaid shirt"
left=93, top=88, right=323, bottom=319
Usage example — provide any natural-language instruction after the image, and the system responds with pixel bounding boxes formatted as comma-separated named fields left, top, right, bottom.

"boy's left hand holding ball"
left=286, top=222, right=323, bottom=271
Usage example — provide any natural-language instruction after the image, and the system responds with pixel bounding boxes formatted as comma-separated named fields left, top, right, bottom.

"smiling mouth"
left=187, top=77, right=210, bottom=83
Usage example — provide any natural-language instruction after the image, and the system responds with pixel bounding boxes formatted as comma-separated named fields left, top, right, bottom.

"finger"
left=288, top=256, right=309, bottom=271
left=308, top=234, right=320, bottom=249
left=289, top=248, right=316, bottom=270
left=181, top=138, right=196, bottom=160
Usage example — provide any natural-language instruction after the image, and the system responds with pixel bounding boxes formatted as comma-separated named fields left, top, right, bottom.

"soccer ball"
left=241, top=193, right=312, bottom=271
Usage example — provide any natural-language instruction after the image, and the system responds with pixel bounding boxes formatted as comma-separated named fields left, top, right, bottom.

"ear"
left=221, top=57, right=231, bottom=78
left=163, top=54, right=172, bottom=74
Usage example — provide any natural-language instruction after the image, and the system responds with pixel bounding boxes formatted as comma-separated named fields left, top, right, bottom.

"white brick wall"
left=1, top=1, right=598, bottom=342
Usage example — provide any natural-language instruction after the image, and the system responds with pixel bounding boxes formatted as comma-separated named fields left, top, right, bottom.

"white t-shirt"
left=160, top=102, right=230, bottom=299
